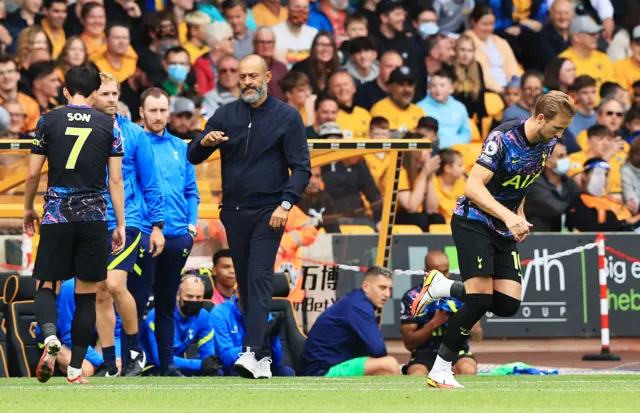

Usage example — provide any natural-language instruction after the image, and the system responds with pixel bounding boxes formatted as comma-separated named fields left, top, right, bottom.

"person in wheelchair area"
left=140, top=274, right=223, bottom=376
left=35, top=279, right=123, bottom=377
left=210, top=290, right=295, bottom=377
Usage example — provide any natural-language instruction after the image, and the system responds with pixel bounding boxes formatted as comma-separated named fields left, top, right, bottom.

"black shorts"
left=406, top=348, right=475, bottom=371
left=33, top=221, right=108, bottom=283
left=451, top=215, right=522, bottom=283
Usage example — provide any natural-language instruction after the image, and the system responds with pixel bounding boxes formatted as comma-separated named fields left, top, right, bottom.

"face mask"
left=586, top=168, right=607, bottom=196
left=168, top=64, right=188, bottom=84
left=419, top=22, right=439, bottom=39
left=289, top=10, right=309, bottom=25
left=179, top=300, right=203, bottom=317
left=553, top=157, right=570, bottom=176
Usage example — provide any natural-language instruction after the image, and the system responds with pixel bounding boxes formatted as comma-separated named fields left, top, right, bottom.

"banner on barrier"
left=297, top=233, right=640, bottom=339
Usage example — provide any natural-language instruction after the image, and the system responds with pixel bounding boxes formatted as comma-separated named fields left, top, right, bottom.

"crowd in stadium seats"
left=0, top=0, right=640, bottom=232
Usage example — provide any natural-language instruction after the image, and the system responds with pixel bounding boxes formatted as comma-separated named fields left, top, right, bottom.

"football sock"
left=435, top=294, right=493, bottom=370
left=70, top=293, right=96, bottom=369
left=102, top=346, right=117, bottom=371
left=450, top=282, right=466, bottom=301
left=490, top=291, right=521, bottom=317
left=125, top=332, right=141, bottom=354
left=430, top=276, right=454, bottom=299
left=67, top=366, right=82, bottom=379
left=35, top=288, right=58, bottom=339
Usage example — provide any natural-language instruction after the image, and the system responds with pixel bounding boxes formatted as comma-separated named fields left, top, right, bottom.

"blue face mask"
left=419, top=22, right=439, bottom=39
left=553, top=157, right=570, bottom=176
left=167, top=64, right=188, bottom=83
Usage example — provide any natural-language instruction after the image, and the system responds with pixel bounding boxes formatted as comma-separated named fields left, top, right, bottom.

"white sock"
left=44, top=335, right=58, bottom=346
left=430, top=355, right=452, bottom=374
left=67, top=366, right=82, bottom=379
left=431, top=276, right=455, bottom=299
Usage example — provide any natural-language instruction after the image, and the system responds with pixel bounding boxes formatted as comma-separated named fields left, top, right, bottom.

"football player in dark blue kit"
left=401, top=251, right=478, bottom=377
left=411, top=91, right=576, bottom=388
left=23, top=66, right=126, bottom=385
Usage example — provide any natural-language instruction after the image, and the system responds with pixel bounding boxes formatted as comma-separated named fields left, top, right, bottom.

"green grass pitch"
left=0, top=376, right=638, bottom=413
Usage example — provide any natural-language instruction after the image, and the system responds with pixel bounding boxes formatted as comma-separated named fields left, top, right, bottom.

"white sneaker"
left=36, top=338, right=61, bottom=383
left=411, top=270, right=448, bottom=317
left=233, top=351, right=259, bottom=379
left=256, top=357, right=272, bottom=379
left=427, top=369, right=465, bottom=389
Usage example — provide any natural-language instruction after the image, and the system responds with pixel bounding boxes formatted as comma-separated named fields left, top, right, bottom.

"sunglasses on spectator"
left=605, top=111, right=624, bottom=117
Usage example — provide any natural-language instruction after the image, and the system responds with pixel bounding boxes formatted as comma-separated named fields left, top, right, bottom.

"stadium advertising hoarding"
left=297, top=233, right=640, bottom=339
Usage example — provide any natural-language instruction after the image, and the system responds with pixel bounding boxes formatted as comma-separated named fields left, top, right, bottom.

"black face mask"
left=179, top=300, right=203, bottom=317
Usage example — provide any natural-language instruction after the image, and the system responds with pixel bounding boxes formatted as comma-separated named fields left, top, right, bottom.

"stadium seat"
left=392, top=225, right=423, bottom=234
left=0, top=272, right=14, bottom=313
left=273, top=272, right=291, bottom=298
left=3, top=275, right=37, bottom=305
left=451, top=142, right=483, bottom=174
left=483, top=92, right=506, bottom=137
left=7, top=300, right=38, bottom=377
left=270, top=297, right=306, bottom=374
left=0, top=311, right=9, bottom=377
left=339, top=225, right=375, bottom=234
left=429, top=224, right=452, bottom=234
left=469, top=118, right=482, bottom=142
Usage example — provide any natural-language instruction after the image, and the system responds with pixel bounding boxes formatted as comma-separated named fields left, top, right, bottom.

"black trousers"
left=220, top=206, right=284, bottom=359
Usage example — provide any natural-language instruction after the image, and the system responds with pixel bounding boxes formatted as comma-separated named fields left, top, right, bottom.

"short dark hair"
left=345, top=13, right=367, bottom=29
left=314, top=93, right=339, bottom=110
left=599, top=81, right=623, bottom=99
left=164, top=46, right=189, bottom=61
left=80, top=2, right=104, bottom=21
left=587, top=124, right=612, bottom=139
left=0, top=54, right=17, bottom=66
left=221, top=0, right=246, bottom=13
left=213, top=249, right=232, bottom=266
left=44, top=0, right=67, bottom=9
left=438, top=148, right=462, bottom=175
left=66, top=66, right=101, bottom=98
left=431, top=67, right=455, bottom=83
left=569, top=75, right=596, bottom=93
left=625, top=107, right=640, bottom=124
left=29, top=60, right=57, bottom=83
left=364, top=266, right=393, bottom=279
left=140, top=87, right=170, bottom=108
left=520, top=70, right=544, bottom=88
left=106, top=23, right=130, bottom=38
left=280, top=70, right=310, bottom=94
left=370, top=116, right=389, bottom=130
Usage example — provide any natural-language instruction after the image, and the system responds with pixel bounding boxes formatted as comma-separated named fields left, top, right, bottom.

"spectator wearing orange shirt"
left=80, top=2, right=107, bottom=61
left=0, top=55, right=40, bottom=133
left=433, top=148, right=466, bottom=224
left=94, top=25, right=138, bottom=84
left=40, top=0, right=67, bottom=59
left=251, top=0, right=287, bottom=27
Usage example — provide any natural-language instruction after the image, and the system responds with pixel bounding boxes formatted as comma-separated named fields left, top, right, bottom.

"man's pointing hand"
left=201, top=131, right=228, bottom=147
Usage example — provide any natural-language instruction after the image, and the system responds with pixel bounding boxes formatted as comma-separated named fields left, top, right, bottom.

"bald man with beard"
left=187, top=54, right=311, bottom=380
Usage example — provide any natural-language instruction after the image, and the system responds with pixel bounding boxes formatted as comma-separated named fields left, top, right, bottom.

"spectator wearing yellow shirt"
left=568, top=123, right=625, bottom=200
left=183, top=11, right=212, bottom=65
left=364, top=117, right=442, bottom=232
left=432, top=148, right=466, bottom=224
left=0, top=55, right=41, bottom=134
left=370, top=66, right=425, bottom=135
left=252, top=0, right=287, bottom=27
left=327, top=70, right=371, bottom=139
left=613, top=27, right=640, bottom=97
left=559, top=16, right=616, bottom=101
left=80, top=2, right=107, bottom=61
left=41, top=0, right=67, bottom=59
left=94, top=25, right=138, bottom=84
left=281, top=70, right=314, bottom=126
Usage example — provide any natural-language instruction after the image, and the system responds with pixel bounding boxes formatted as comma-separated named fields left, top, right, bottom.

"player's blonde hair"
left=533, top=91, right=576, bottom=120
left=99, top=72, right=120, bottom=90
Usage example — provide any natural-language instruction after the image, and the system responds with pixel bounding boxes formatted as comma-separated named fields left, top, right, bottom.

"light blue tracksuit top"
left=106, top=113, right=164, bottom=233
left=143, top=129, right=199, bottom=238
left=417, top=95, right=472, bottom=148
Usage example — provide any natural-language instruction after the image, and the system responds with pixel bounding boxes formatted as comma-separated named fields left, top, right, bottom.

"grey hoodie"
left=344, top=60, right=379, bottom=85
left=621, top=162, right=640, bottom=214
left=203, top=87, right=239, bottom=118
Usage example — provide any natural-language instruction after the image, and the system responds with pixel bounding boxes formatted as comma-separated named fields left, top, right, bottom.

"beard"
left=241, top=80, right=268, bottom=104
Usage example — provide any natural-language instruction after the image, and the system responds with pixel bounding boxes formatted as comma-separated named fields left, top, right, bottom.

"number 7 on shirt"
left=65, top=127, right=92, bottom=169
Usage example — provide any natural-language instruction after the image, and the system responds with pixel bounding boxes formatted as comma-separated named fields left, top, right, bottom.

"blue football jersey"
left=453, top=120, right=557, bottom=236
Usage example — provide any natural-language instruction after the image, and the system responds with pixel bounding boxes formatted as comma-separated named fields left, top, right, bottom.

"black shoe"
left=94, top=363, right=120, bottom=377
left=122, top=351, right=146, bottom=377
left=162, top=366, right=185, bottom=377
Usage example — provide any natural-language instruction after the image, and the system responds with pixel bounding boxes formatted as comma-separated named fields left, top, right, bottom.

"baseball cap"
left=417, top=116, right=438, bottom=132
left=171, top=97, right=195, bottom=115
left=570, top=15, right=602, bottom=35
left=632, top=25, right=640, bottom=41
left=388, top=66, right=415, bottom=85
left=318, top=122, right=343, bottom=138
left=376, top=0, right=405, bottom=15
